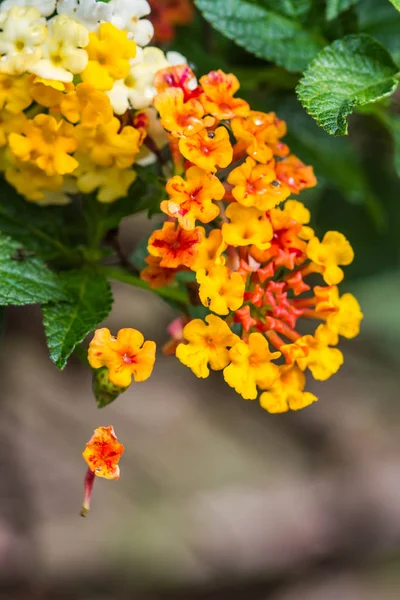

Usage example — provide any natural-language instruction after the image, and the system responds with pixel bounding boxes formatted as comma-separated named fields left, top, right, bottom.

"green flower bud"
left=93, top=367, right=128, bottom=408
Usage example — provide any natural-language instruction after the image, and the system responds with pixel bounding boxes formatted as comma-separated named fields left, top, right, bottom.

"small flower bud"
left=92, top=367, right=128, bottom=408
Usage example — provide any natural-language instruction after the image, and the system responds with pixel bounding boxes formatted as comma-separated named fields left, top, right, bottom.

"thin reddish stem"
left=80, top=468, right=95, bottom=518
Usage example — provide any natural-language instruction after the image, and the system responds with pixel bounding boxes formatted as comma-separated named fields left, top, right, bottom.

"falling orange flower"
left=83, top=426, right=125, bottom=480
left=148, top=221, right=203, bottom=268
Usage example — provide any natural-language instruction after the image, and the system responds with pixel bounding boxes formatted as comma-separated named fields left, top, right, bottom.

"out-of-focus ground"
left=1, top=217, right=400, bottom=600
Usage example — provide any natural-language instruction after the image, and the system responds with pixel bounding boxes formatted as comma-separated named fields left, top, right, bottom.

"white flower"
left=109, top=0, right=154, bottom=46
left=107, top=46, right=168, bottom=114
left=56, top=0, right=113, bottom=32
left=166, top=51, right=187, bottom=66
left=30, top=14, right=89, bottom=83
left=0, top=0, right=56, bottom=17
left=0, top=7, right=47, bottom=75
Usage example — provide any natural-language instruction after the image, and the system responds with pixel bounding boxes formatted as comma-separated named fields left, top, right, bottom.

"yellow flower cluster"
left=0, top=1, right=175, bottom=204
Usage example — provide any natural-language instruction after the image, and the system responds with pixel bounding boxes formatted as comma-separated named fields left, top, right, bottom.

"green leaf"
left=388, top=0, right=400, bottom=11
left=0, top=179, right=80, bottom=262
left=389, top=116, right=400, bottom=177
left=297, top=34, right=399, bottom=135
left=250, top=0, right=312, bottom=20
left=326, top=0, right=359, bottom=20
left=195, top=0, right=325, bottom=72
left=357, top=0, right=400, bottom=63
left=0, top=234, right=68, bottom=306
left=42, top=271, right=113, bottom=369
left=370, top=110, right=400, bottom=178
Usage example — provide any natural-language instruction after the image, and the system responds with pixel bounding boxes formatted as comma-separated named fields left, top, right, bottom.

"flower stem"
left=81, top=468, right=95, bottom=517
left=99, top=266, right=190, bottom=306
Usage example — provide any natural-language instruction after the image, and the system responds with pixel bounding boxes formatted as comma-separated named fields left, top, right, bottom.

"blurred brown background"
left=1, top=216, right=400, bottom=600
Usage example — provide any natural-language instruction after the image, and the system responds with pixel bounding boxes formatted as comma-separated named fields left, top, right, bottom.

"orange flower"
left=140, top=255, right=177, bottom=288
left=227, top=157, right=290, bottom=210
left=231, top=111, right=288, bottom=163
left=161, top=166, right=224, bottom=229
left=154, top=87, right=213, bottom=137
left=199, top=70, right=250, bottom=120
left=250, top=200, right=311, bottom=269
left=88, top=328, right=156, bottom=387
left=275, top=154, right=317, bottom=194
left=148, top=221, right=203, bottom=268
left=82, top=426, right=124, bottom=480
left=179, top=127, right=233, bottom=172
left=154, top=64, right=200, bottom=102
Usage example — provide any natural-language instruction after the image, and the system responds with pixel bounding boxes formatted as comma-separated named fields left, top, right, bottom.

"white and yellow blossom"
left=1, top=0, right=56, bottom=17
left=0, top=6, right=46, bottom=75
left=56, top=0, right=113, bottom=32
left=106, top=47, right=168, bottom=113
left=109, top=0, right=154, bottom=46
left=30, top=14, right=89, bottom=83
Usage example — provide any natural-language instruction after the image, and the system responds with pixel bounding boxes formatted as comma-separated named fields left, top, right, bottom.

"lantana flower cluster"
left=135, top=64, right=361, bottom=414
left=0, top=0, right=183, bottom=205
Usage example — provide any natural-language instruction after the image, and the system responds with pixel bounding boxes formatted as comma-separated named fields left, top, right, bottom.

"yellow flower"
left=60, top=82, right=113, bottom=127
left=176, top=314, right=239, bottom=378
left=88, top=327, right=156, bottom=388
left=8, top=113, right=78, bottom=176
left=74, top=152, right=136, bottom=203
left=154, top=87, right=213, bottom=138
left=179, top=127, right=233, bottom=172
left=223, top=333, right=280, bottom=400
left=0, top=109, right=26, bottom=146
left=82, top=23, right=136, bottom=91
left=75, top=116, right=140, bottom=168
left=30, top=15, right=89, bottom=83
left=259, top=365, right=318, bottom=413
left=191, top=228, right=227, bottom=271
left=196, top=264, right=245, bottom=315
left=227, top=157, right=290, bottom=210
left=161, top=166, right=224, bottom=230
left=283, top=324, right=343, bottom=381
left=307, top=231, right=354, bottom=285
left=0, top=73, right=31, bottom=113
left=325, top=291, right=363, bottom=339
left=29, top=75, right=74, bottom=108
left=5, top=160, right=64, bottom=203
left=0, top=6, right=47, bottom=75
left=222, top=203, right=273, bottom=249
